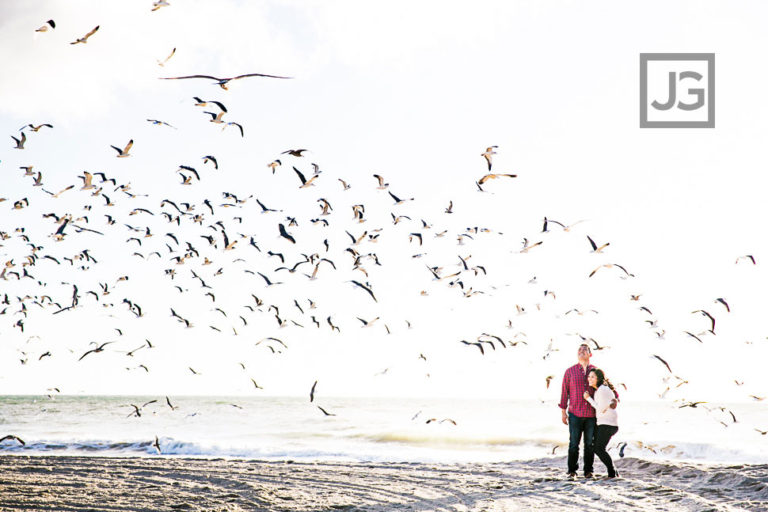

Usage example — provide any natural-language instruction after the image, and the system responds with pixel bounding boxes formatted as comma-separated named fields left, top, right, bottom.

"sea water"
left=0, top=395, right=765, bottom=464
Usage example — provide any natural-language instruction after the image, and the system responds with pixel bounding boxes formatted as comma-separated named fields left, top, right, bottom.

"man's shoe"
left=584, top=472, right=594, bottom=478
left=567, top=472, right=577, bottom=479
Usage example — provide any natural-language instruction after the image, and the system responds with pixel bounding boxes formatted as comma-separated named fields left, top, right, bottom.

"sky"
left=1, top=0, right=767, bottom=404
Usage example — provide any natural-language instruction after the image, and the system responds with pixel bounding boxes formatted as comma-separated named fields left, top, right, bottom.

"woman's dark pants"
left=593, top=424, right=619, bottom=477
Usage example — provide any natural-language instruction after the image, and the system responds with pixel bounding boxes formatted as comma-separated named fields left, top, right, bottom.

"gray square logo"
left=640, top=53, right=715, bottom=128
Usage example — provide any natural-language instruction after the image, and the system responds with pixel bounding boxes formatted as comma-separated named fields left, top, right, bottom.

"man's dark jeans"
left=568, top=412, right=596, bottom=475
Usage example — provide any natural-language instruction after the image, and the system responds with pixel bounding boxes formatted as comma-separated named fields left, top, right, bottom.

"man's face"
left=577, top=345, right=591, bottom=360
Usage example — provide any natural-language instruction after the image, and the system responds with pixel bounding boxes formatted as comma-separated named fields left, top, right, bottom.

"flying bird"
left=223, top=121, right=244, bottom=137
left=267, top=159, right=281, bottom=173
left=70, top=25, right=99, bottom=44
left=79, top=341, right=116, bottom=361
left=652, top=354, right=672, bottom=373
left=202, top=155, right=218, bottom=169
left=460, top=339, right=485, bottom=355
left=111, top=139, right=133, bottom=158
left=156, top=47, right=176, bottom=66
left=282, top=149, right=308, bottom=157
left=24, top=123, right=53, bottom=132
left=373, top=174, right=388, bottom=189
left=350, top=280, right=377, bottom=302
left=692, top=309, right=716, bottom=333
left=587, top=235, right=609, bottom=253
left=735, top=255, right=756, bottom=265
left=161, top=72, right=292, bottom=89
left=481, top=146, right=497, bottom=170
left=292, top=166, right=319, bottom=188
left=678, top=401, right=706, bottom=409
left=478, top=173, right=517, bottom=184
left=714, top=298, right=730, bottom=313
left=389, top=191, right=414, bottom=204
left=11, top=132, right=26, bottom=149
left=278, top=223, right=296, bottom=244
left=684, top=331, right=703, bottom=343
left=0, top=435, right=25, bottom=446
left=35, top=19, right=56, bottom=32
left=147, top=119, right=176, bottom=129
left=193, top=97, right=227, bottom=111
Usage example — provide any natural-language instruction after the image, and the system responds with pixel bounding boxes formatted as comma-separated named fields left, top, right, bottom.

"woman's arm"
left=595, top=386, right=613, bottom=413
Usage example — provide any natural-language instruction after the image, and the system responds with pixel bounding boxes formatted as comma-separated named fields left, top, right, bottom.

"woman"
left=583, top=368, right=619, bottom=479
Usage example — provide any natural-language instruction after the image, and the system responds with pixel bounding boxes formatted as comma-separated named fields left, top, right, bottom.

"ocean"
left=0, top=395, right=766, bottom=464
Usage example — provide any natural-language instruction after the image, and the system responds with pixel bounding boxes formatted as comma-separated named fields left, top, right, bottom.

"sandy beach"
left=0, top=455, right=765, bottom=512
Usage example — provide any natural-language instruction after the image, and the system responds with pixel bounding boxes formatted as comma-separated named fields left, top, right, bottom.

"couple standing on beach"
left=559, top=343, right=620, bottom=479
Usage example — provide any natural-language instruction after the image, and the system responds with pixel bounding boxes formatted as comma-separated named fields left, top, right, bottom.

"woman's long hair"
left=589, top=368, right=616, bottom=392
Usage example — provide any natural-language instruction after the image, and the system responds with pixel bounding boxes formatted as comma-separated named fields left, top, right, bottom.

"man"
left=559, top=343, right=617, bottom=478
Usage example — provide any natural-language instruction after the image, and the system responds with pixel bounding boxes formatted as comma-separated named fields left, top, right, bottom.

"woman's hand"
left=583, top=391, right=590, bottom=400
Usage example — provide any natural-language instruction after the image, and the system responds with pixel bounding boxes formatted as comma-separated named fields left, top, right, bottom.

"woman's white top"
left=586, top=384, right=619, bottom=427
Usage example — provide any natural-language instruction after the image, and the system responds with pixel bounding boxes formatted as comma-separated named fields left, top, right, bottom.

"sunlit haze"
left=1, top=0, right=767, bottom=404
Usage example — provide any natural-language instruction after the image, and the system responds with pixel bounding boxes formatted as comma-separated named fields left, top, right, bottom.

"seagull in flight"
left=0, top=434, right=25, bottom=446
left=147, top=119, right=176, bottom=129
left=11, top=132, right=26, bottom=149
left=481, top=146, right=497, bottom=170
left=70, top=25, right=99, bottom=45
left=478, top=173, right=516, bottom=184
left=282, top=148, right=308, bottom=157
left=35, top=19, right=56, bottom=32
left=79, top=341, right=116, bottom=361
left=156, top=47, right=176, bottom=66
left=111, top=139, right=133, bottom=158
left=587, top=235, right=609, bottom=253
left=161, top=72, right=292, bottom=89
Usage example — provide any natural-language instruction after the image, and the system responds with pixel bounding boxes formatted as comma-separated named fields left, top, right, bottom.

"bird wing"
left=161, top=74, right=220, bottom=81
left=653, top=354, right=672, bottom=372
left=293, top=166, right=307, bottom=185
left=210, top=101, right=227, bottom=112
left=233, top=72, right=292, bottom=80
left=351, top=280, right=377, bottom=302
left=84, top=25, right=99, bottom=39
left=78, top=348, right=96, bottom=361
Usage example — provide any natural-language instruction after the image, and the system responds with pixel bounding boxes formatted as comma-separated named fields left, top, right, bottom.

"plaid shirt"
left=559, top=363, right=619, bottom=417
left=559, top=363, right=596, bottom=417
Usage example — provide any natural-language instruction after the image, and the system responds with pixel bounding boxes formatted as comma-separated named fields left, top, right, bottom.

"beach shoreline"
left=0, top=455, right=765, bottom=512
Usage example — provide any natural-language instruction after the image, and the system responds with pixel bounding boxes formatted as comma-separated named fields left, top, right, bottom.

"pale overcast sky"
left=1, top=1, right=767, bottom=402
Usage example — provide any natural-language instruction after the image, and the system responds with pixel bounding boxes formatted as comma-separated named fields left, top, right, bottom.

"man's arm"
left=559, top=371, right=569, bottom=425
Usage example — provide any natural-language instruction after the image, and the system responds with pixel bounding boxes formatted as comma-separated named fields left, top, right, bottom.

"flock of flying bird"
left=2, top=10, right=767, bottom=453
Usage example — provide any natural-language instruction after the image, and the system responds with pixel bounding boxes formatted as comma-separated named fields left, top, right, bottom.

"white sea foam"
left=0, top=395, right=765, bottom=464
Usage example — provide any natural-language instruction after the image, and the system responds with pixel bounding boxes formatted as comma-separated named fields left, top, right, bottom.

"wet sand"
left=0, top=455, right=766, bottom=511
